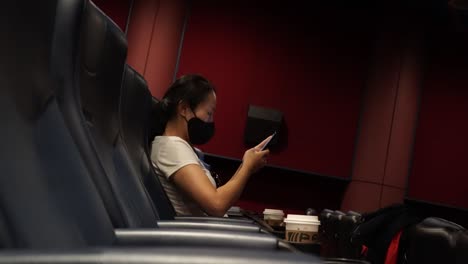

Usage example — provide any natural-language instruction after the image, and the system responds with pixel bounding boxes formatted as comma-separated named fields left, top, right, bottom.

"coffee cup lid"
left=284, top=214, right=320, bottom=225
left=263, top=209, right=284, bottom=216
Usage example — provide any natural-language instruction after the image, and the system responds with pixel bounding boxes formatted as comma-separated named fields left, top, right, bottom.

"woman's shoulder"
left=153, top=136, right=192, bottom=151
left=151, top=136, right=200, bottom=166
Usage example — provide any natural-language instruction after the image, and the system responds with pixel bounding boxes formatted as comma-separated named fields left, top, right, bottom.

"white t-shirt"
left=150, top=136, right=216, bottom=216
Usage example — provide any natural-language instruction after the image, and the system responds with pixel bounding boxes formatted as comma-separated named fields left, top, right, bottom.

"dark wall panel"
left=409, top=27, right=468, bottom=209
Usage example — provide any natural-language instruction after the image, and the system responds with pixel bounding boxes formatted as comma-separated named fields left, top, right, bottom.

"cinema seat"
left=404, top=217, right=465, bottom=263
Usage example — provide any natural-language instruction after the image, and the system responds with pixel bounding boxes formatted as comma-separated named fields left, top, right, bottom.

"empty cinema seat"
left=78, top=0, right=159, bottom=229
left=404, top=217, right=466, bottom=264
left=0, top=0, right=115, bottom=248
left=119, top=66, right=175, bottom=220
left=0, top=0, right=326, bottom=262
left=350, top=204, right=421, bottom=264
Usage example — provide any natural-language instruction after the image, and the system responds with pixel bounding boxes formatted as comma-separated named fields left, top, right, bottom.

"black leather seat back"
left=120, top=66, right=150, bottom=175
left=405, top=217, right=465, bottom=263
left=58, top=0, right=125, bottom=229
left=339, top=213, right=362, bottom=258
left=0, top=0, right=115, bottom=249
left=455, top=230, right=468, bottom=264
left=319, top=209, right=334, bottom=257
left=78, top=1, right=160, bottom=228
left=80, top=1, right=125, bottom=146
left=151, top=97, right=164, bottom=147
left=148, top=97, right=163, bottom=149
left=120, top=66, right=176, bottom=220
left=327, top=211, right=346, bottom=257
left=319, top=209, right=362, bottom=259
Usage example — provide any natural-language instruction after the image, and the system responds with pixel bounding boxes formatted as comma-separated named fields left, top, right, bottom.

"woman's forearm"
left=211, top=164, right=252, bottom=215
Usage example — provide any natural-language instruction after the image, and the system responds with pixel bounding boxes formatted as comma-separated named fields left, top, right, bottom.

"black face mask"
left=186, top=115, right=215, bottom=145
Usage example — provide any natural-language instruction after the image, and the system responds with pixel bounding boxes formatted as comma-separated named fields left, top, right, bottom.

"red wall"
left=126, top=0, right=187, bottom=97
left=177, top=1, right=373, bottom=178
left=409, top=24, right=468, bottom=209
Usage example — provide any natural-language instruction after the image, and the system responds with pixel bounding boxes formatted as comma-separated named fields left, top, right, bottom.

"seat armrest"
left=322, top=258, right=370, bottom=263
left=174, top=216, right=255, bottom=225
left=156, top=220, right=262, bottom=233
left=114, top=228, right=278, bottom=250
left=0, top=247, right=323, bottom=263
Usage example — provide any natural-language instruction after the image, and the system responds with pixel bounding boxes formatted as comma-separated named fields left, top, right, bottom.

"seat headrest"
left=418, top=217, right=465, bottom=231
left=407, top=217, right=466, bottom=263
left=79, top=0, right=127, bottom=142
left=148, top=97, right=162, bottom=145
left=120, top=65, right=151, bottom=157
left=1, top=0, right=84, bottom=120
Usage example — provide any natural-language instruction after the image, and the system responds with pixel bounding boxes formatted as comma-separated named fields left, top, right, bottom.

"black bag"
left=351, top=204, right=421, bottom=264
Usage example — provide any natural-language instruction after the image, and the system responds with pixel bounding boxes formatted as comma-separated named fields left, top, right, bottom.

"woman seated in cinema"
left=151, top=75, right=271, bottom=217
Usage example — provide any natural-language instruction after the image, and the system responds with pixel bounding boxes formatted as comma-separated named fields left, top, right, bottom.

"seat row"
left=320, top=207, right=468, bottom=263
left=0, top=0, right=322, bottom=263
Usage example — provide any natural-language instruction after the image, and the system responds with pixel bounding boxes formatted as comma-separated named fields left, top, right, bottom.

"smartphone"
left=261, top=131, right=277, bottom=151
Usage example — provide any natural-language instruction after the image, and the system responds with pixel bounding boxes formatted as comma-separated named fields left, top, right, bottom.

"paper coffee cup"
left=263, top=209, right=284, bottom=227
left=284, top=214, right=320, bottom=244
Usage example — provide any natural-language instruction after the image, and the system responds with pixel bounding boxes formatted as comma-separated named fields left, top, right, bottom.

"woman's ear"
left=177, top=100, right=191, bottom=119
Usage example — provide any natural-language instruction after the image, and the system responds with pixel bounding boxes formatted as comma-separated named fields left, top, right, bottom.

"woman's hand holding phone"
left=242, top=133, right=275, bottom=174
left=258, top=132, right=276, bottom=151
